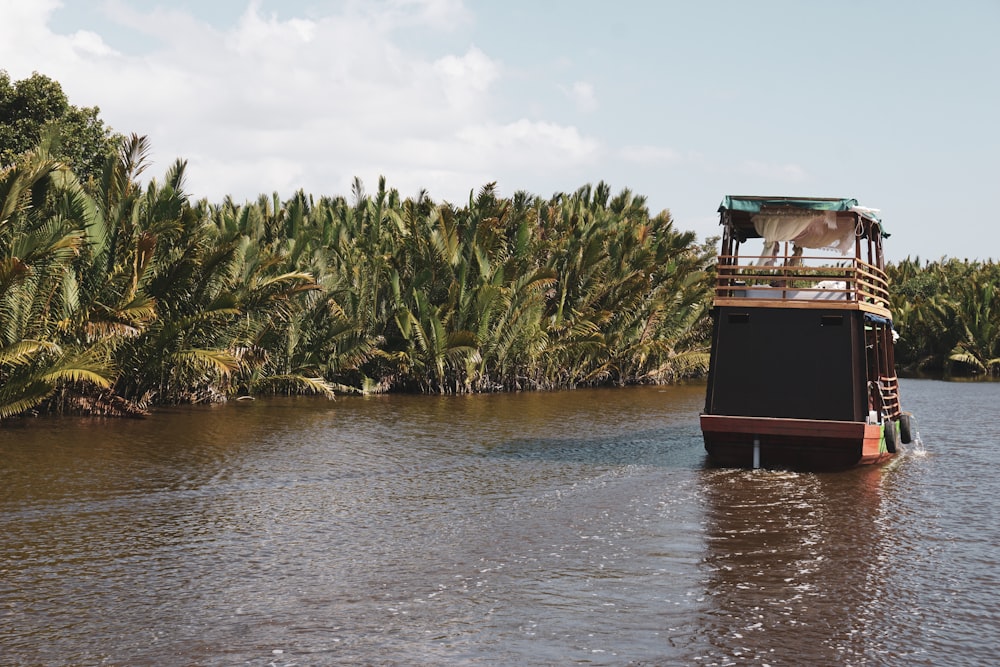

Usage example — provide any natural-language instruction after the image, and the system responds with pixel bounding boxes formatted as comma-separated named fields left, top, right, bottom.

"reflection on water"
left=699, top=465, right=889, bottom=664
left=1, top=380, right=998, bottom=665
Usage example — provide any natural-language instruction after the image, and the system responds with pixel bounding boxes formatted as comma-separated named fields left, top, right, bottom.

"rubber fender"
left=884, top=418, right=899, bottom=454
left=899, top=412, right=914, bottom=445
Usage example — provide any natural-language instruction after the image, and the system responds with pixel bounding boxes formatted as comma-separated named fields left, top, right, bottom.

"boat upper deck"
left=713, top=196, right=892, bottom=318
left=713, top=251, right=891, bottom=316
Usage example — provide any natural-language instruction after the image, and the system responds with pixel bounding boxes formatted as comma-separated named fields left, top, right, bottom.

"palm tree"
left=0, top=141, right=115, bottom=418
left=3, top=132, right=722, bottom=415
left=889, top=257, right=1000, bottom=376
left=946, top=265, right=1000, bottom=375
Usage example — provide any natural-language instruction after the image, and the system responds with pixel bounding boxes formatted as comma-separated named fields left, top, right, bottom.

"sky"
left=1, top=0, right=998, bottom=261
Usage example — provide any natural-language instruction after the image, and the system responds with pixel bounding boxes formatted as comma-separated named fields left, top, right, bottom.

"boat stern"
left=701, top=414, right=890, bottom=470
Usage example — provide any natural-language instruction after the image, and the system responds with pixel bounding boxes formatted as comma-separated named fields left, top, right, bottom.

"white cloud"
left=0, top=0, right=94, bottom=72
left=433, top=47, right=501, bottom=111
left=560, top=80, right=597, bottom=113
left=67, top=30, right=119, bottom=57
left=0, top=0, right=597, bottom=204
left=101, top=0, right=221, bottom=47
left=226, top=4, right=317, bottom=55
left=457, top=120, right=601, bottom=168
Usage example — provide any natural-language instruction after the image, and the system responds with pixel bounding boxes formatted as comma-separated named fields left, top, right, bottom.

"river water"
left=1, top=379, right=997, bottom=666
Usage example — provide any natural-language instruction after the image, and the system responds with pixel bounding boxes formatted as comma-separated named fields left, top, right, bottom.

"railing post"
left=851, top=260, right=859, bottom=302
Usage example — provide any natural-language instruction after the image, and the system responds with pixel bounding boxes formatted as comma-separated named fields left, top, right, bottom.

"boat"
left=700, top=196, right=914, bottom=470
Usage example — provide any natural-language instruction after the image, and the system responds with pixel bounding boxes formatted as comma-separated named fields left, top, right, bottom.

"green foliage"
left=0, top=144, right=116, bottom=418
left=0, top=72, right=719, bottom=417
left=0, top=71, right=120, bottom=184
left=0, top=131, right=717, bottom=417
left=888, top=257, right=1000, bottom=376
left=11, top=71, right=999, bottom=423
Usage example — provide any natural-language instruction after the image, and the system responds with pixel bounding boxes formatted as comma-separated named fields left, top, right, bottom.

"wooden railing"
left=714, top=254, right=890, bottom=308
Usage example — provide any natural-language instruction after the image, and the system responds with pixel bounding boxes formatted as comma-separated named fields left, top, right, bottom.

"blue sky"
left=2, top=0, right=998, bottom=261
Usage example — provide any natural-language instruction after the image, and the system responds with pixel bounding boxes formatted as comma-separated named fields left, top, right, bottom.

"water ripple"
left=1, top=381, right=996, bottom=665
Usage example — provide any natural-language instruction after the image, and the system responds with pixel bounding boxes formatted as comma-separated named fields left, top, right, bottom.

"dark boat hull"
left=701, top=414, right=891, bottom=470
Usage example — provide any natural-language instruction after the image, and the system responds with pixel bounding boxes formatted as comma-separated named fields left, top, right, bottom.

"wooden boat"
left=700, top=196, right=914, bottom=470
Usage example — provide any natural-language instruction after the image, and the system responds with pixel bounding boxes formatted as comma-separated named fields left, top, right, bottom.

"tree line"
left=1, top=72, right=997, bottom=420
left=889, top=257, right=1000, bottom=376
left=1, top=126, right=715, bottom=417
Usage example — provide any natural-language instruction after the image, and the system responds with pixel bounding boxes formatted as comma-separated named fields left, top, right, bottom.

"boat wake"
left=904, top=431, right=928, bottom=458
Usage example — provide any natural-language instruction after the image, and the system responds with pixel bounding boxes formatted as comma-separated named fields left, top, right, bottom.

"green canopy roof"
left=719, top=196, right=859, bottom=215
left=718, top=195, right=885, bottom=234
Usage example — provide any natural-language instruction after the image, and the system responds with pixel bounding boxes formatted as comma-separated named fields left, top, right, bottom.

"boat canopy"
left=718, top=195, right=886, bottom=255
left=719, top=196, right=879, bottom=219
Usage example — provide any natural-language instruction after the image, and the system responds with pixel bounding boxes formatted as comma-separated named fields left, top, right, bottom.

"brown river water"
left=1, top=379, right=997, bottom=666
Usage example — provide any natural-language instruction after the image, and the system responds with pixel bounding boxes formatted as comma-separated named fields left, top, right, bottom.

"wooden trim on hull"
left=712, top=297, right=892, bottom=319
left=701, top=414, right=892, bottom=470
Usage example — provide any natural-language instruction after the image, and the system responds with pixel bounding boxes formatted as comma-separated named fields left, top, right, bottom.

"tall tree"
left=0, top=71, right=120, bottom=183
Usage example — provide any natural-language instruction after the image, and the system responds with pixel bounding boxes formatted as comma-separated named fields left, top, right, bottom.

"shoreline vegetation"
left=1, top=132, right=717, bottom=419
left=2, top=73, right=999, bottom=422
